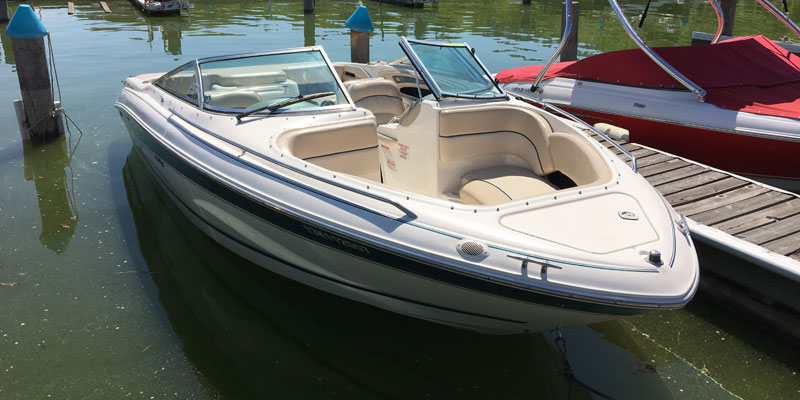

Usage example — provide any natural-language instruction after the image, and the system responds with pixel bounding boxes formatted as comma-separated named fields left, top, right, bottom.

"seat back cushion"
left=277, top=119, right=379, bottom=177
left=205, top=90, right=262, bottom=109
left=344, top=78, right=406, bottom=125
left=439, top=106, right=555, bottom=176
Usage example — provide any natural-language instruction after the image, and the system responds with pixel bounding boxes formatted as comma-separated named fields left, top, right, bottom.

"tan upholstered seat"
left=278, top=119, right=380, bottom=180
left=343, top=78, right=406, bottom=125
left=459, top=166, right=557, bottom=205
left=205, top=90, right=262, bottom=109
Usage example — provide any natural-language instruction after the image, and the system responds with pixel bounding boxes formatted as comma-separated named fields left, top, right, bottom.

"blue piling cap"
left=6, top=5, right=48, bottom=39
left=345, top=5, right=374, bottom=33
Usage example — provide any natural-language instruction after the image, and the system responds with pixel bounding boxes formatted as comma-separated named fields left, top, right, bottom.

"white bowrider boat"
left=115, top=38, right=698, bottom=334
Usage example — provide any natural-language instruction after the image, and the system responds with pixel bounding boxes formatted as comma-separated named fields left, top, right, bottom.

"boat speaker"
left=457, top=240, right=488, bottom=260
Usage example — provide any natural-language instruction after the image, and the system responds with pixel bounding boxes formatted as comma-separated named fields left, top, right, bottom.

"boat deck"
left=589, top=130, right=800, bottom=341
left=589, top=131, right=800, bottom=264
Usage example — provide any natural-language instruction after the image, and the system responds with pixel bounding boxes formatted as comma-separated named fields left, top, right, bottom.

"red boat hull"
left=560, top=107, right=800, bottom=190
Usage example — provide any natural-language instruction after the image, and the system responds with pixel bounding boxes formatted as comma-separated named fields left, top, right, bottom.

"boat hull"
left=118, top=109, right=647, bottom=334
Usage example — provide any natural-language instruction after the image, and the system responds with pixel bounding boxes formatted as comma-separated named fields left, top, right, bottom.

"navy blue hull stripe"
left=135, top=149, right=527, bottom=325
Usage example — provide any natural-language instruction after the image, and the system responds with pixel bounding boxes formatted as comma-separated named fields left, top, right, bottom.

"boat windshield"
left=399, top=38, right=506, bottom=100
left=197, top=49, right=350, bottom=113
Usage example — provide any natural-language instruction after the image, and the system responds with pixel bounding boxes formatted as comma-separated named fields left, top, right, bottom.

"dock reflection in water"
left=121, top=147, right=573, bottom=399
left=23, top=136, right=78, bottom=253
left=145, top=15, right=187, bottom=55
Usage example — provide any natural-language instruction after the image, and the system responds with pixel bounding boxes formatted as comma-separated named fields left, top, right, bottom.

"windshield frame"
left=398, top=37, right=508, bottom=101
left=193, top=46, right=356, bottom=116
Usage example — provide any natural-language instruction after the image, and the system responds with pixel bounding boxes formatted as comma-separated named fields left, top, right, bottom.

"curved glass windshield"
left=406, top=41, right=504, bottom=99
left=198, top=50, right=348, bottom=112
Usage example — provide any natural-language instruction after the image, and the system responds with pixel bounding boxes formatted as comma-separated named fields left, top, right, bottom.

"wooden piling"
left=68, top=2, right=75, bottom=15
left=100, top=1, right=111, bottom=13
left=345, top=5, right=373, bottom=64
left=350, top=30, right=369, bottom=64
left=12, top=37, right=59, bottom=141
left=303, top=0, right=314, bottom=14
left=1, top=0, right=9, bottom=23
left=720, top=0, right=737, bottom=37
left=560, top=2, right=579, bottom=62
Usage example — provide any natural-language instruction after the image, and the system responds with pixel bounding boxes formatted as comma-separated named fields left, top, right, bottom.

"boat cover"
left=496, top=35, right=800, bottom=119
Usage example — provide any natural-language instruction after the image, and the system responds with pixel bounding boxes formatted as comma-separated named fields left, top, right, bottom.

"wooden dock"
left=590, top=130, right=800, bottom=339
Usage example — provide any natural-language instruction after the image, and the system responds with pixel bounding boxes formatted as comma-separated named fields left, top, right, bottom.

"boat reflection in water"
left=23, top=136, right=79, bottom=254
left=122, top=147, right=575, bottom=399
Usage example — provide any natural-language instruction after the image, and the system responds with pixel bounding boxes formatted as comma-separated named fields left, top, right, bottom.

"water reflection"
left=22, top=136, right=78, bottom=253
left=121, top=147, right=575, bottom=399
left=0, top=23, right=14, bottom=65
left=304, top=11, right=315, bottom=47
left=146, top=15, right=188, bottom=55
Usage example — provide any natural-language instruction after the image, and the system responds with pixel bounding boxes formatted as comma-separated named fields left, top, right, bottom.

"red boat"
left=498, top=0, right=800, bottom=191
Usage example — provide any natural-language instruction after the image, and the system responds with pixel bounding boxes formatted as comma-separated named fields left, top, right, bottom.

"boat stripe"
left=136, top=151, right=527, bottom=325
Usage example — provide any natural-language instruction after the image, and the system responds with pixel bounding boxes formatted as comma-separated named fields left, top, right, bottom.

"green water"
left=1, top=0, right=799, bottom=398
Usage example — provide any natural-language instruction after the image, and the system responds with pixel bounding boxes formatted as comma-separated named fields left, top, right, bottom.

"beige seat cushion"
left=205, top=90, right=262, bottom=109
left=439, top=106, right=555, bottom=176
left=344, top=78, right=406, bottom=125
left=459, top=166, right=557, bottom=205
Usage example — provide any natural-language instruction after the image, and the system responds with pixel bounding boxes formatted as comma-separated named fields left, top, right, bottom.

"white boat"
left=115, top=37, right=699, bottom=334
left=498, top=0, right=800, bottom=191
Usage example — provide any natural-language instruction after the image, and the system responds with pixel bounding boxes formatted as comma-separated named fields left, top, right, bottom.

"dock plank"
left=630, top=148, right=656, bottom=158
left=676, top=184, right=771, bottom=216
left=622, top=143, right=642, bottom=152
left=100, top=1, right=111, bottom=13
left=645, top=164, right=706, bottom=187
left=713, top=198, right=800, bottom=235
left=791, top=251, right=800, bottom=262
left=68, top=2, right=74, bottom=14
left=688, top=190, right=794, bottom=226
left=633, top=153, right=673, bottom=169
left=762, top=233, right=800, bottom=256
left=664, top=177, right=749, bottom=206
left=638, top=158, right=691, bottom=177
left=657, top=171, right=728, bottom=197
left=736, top=213, right=800, bottom=245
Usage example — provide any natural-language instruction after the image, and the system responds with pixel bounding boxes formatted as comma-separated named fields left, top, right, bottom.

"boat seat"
left=204, top=71, right=289, bottom=87
left=439, top=106, right=556, bottom=177
left=343, top=78, right=406, bottom=125
left=205, top=90, right=262, bottom=109
left=459, top=166, right=557, bottom=205
left=278, top=119, right=380, bottom=180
